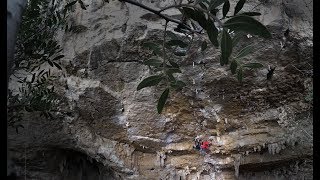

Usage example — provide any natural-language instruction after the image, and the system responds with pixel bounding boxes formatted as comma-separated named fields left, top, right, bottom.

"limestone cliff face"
left=8, top=0, right=313, bottom=179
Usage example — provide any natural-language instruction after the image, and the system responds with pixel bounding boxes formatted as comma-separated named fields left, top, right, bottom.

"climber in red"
left=200, top=141, right=211, bottom=155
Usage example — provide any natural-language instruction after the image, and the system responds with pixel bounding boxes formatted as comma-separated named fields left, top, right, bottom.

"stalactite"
left=233, top=154, right=242, bottom=178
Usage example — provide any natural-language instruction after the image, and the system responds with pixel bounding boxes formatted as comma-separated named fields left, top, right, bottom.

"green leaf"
left=157, top=88, right=169, bottom=114
left=168, top=60, right=179, bottom=68
left=170, top=80, right=186, bottom=90
left=210, top=0, right=226, bottom=10
left=240, top=12, right=261, bottom=16
left=65, top=0, right=77, bottom=9
left=183, top=8, right=207, bottom=29
left=167, top=73, right=176, bottom=82
left=199, top=3, right=208, bottom=10
left=223, top=15, right=272, bottom=38
left=53, top=62, right=62, bottom=70
left=166, top=40, right=188, bottom=48
left=220, top=29, right=233, bottom=65
left=144, top=58, right=163, bottom=67
left=166, top=68, right=182, bottom=74
left=137, top=75, right=164, bottom=91
left=142, top=42, right=162, bottom=55
left=243, top=62, right=263, bottom=69
left=232, top=33, right=243, bottom=47
left=53, top=55, right=64, bottom=61
left=235, top=44, right=254, bottom=59
left=234, top=0, right=246, bottom=15
left=237, top=67, right=243, bottom=82
left=222, top=0, right=230, bottom=18
left=201, top=41, right=208, bottom=51
left=230, top=60, right=238, bottom=74
left=173, top=51, right=187, bottom=56
left=78, top=0, right=87, bottom=10
left=206, top=19, right=219, bottom=47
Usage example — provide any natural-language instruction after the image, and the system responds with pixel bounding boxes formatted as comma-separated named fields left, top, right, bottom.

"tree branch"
left=158, top=4, right=224, bottom=27
left=119, top=0, right=200, bottom=33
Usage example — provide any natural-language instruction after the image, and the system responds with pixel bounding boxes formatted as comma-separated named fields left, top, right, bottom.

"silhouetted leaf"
left=53, top=55, right=64, bottom=61
left=222, top=0, right=230, bottom=18
left=137, top=75, right=164, bottom=90
left=183, top=8, right=207, bottom=29
left=224, top=15, right=272, bottom=38
left=31, top=73, right=36, bottom=83
left=142, top=42, right=162, bottom=55
left=240, top=12, right=261, bottom=16
left=243, top=62, right=263, bottom=69
left=48, top=60, right=54, bottom=67
left=171, top=80, right=186, bottom=90
left=235, top=44, right=254, bottom=59
left=199, top=2, right=208, bottom=10
left=166, top=40, right=188, bottom=48
left=201, top=41, right=208, bottom=51
left=144, top=58, right=163, bottom=67
left=206, top=19, right=219, bottom=47
left=220, top=29, right=233, bottom=65
left=78, top=0, right=86, bottom=10
left=167, top=73, right=176, bottom=82
left=157, top=88, right=169, bottom=114
left=234, top=0, right=246, bottom=15
left=232, top=33, right=243, bottom=47
left=65, top=0, right=77, bottom=9
left=53, top=62, right=62, bottom=70
left=168, top=60, right=179, bottom=68
left=210, top=0, right=226, bottom=10
left=173, top=51, right=187, bottom=56
left=237, top=67, right=243, bottom=82
left=166, top=68, right=182, bottom=74
left=230, top=60, right=238, bottom=74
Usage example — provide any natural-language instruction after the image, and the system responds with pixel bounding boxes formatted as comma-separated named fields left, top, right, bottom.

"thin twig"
left=119, top=0, right=200, bottom=33
left=158, top=4, right=224, bottom=27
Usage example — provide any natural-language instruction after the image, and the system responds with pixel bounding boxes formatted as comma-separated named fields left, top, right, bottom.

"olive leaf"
left=144, top=58, right=163, bottom=67
left=224, top=15, right=272, bottom=38
left=201, top=41, right=208, bottom=51
left=240, top=12, right=261, bottom=16
left=209, top=0, right=226, bottom=10
left=230, top=60, right=238, bottom=74
left=234, top=0, right=246, bottom=15
left=220, top=29, right=233, bottom=65
left=157, top=88, right=169, bottom=114
left=142, top=42, right=162, bottom=55
left=166, top=40, right=188, bottom=48
left=137, top=75, right=164, bottom=90
left=222, top=0, right=230, bottom=18
left=168, top=60, right=179, bottom=68
left=234, top=44, right=254, bottom=59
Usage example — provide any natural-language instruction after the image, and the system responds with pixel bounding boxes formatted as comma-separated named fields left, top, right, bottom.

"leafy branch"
left=129, top=0, right=271, bottom=113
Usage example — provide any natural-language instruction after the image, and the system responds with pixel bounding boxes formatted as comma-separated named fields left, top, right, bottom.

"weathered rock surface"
left=8, top=0, right=312, bottom=179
